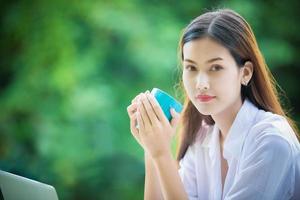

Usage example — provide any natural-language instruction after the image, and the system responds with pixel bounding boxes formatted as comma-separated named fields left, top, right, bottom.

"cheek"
left=214, top=72, right=241, bottom=95
left=182, top=73, right=190, bottom=88
left=182, top=74, right=195, bottom=95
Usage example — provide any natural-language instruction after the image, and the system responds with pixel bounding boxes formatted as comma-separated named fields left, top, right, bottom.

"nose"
left=196, top=73, right=209, bottom=90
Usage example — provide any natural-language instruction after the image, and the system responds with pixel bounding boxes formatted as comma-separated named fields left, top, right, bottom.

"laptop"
left=0, top=170, right=59, bottom=200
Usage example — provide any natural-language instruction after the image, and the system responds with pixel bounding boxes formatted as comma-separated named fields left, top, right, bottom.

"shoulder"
left=251, top=110, right=292, bottom=136
left=245, top=110, right=295, bottom=156
left=243, top=126, right=293, bottom=167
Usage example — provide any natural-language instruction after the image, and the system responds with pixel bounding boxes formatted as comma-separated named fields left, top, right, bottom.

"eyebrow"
left=183, top=57, right=223, bottom=65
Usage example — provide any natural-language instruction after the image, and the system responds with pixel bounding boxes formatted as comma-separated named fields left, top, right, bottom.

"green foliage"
left=1, top=0, right=299, bottom=199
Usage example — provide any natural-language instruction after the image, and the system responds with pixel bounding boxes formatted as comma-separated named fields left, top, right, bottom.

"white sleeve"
left=224, top=135, right=294, bottom=200
left=178, top=146, right=198, bottom=200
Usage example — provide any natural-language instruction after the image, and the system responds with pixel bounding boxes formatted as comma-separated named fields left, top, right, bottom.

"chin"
left=195, top=105, right=214, bottom=116
left=194, top=102, right=221, bottom=116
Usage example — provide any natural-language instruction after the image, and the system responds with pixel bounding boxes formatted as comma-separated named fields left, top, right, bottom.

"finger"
left=128, top=108, right=139, bottom=127
left=130, top=113, right=140, bottom=139
left=131, top=92, right=144, bottom=104
left=127, top=103, right=138, bottom=116
left=135, top=90, right=149, bottom=104
left=170, top=108, right=180, bottom=128
left=136, top=111, right=145, bottom=132
left=142, top=93, right=159, bottom=125
left=138, top=96, right=151, bottom=128
left=131, top=96, right=139, bottom=104
left=129, top=114, right=138, bottom=129
left=147, top=93, right=168, bottom=124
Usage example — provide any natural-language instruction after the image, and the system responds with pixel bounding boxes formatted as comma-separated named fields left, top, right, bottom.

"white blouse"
left=178, top=99, right=300, bottom=200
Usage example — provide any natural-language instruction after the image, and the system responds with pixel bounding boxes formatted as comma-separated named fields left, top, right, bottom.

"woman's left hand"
left=136, top=91, right=181, bottom=159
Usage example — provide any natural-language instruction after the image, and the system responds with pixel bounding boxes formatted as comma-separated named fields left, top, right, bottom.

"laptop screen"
left=0, top=170, right=59, bottom=200
left=0, top=187, right=4, bottom=200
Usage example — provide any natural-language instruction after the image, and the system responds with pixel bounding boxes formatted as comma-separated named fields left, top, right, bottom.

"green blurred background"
left=1, top=0, right=299, bottom=199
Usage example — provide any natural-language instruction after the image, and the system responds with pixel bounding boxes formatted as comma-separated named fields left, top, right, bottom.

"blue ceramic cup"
left=135, top=88, right=183, bottom=129
left=150, top=88, right=183, bottom=121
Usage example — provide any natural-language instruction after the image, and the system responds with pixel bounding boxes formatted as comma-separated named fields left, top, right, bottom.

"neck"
left=212, top=97, right=243, bottom=143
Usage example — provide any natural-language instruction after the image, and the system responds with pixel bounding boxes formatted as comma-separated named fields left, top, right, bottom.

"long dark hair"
left=176, top=8, right=299, bottom=161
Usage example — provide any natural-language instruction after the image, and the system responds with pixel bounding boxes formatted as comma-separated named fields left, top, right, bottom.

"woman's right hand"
left=127, top=91, right=148, bottom=147
left=127, top=90, right=181, bottom=156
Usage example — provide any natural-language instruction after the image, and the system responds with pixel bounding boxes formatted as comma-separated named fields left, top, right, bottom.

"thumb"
left=170, top=108, right=180, bottom=128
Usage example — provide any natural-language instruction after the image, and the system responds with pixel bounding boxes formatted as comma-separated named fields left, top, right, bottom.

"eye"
left=210, top=64, right=223, bottom=71
left=184, top=65, right=197, bottom=71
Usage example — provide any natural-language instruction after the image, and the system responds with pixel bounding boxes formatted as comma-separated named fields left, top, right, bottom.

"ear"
left=241, top=61, right=253, bottom=86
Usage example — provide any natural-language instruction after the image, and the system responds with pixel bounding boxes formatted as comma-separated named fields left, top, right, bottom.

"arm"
left=127, top=93, right=163, bottom=199
left=145, top=143, right=198, bottom=200
left=129, top=91, right=188, bottom=200
left=144, top=153, right=163, bottom=200
left=152, top=151, right=188, bottom=200
left=224, top=135, right=293, bottom=200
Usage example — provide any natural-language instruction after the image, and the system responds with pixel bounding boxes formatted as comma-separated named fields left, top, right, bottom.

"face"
left=182, top=37, right=244, bottom=116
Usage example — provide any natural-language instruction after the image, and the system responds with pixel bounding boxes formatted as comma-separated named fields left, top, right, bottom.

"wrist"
left=152, top=149, right=173, bottom=163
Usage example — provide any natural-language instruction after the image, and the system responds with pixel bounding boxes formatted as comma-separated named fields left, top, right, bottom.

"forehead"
left=183, top=37, right=234, bottom=63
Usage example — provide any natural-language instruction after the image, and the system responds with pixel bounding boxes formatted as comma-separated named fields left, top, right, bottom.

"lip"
left=196, top=94, right=216, bottom=102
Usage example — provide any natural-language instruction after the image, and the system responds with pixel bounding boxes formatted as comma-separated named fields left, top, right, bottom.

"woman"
left=127, top=9, right=300, bottom=199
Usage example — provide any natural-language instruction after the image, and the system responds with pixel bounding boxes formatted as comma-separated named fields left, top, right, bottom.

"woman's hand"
left=127, top=92, right=144, bottom=147
left=127, top=90, right=180, bottom=159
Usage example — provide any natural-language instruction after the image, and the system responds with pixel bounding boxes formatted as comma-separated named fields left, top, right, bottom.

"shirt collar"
left=205, top=98, right=259, bottom=159
left=223, top=98, right=259, bottom=159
